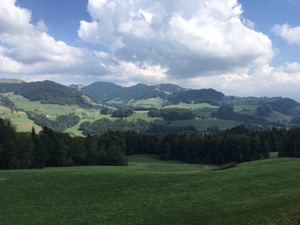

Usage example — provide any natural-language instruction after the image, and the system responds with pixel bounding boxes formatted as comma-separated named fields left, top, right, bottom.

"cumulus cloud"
left=179, top=63, right=300, bottom=101
left=0, top=0, right=108, bottom=83
left=272, top=23, right=300, bottom=45
left=79, top=0, right=274, bottom=79
left=3, top=0, right=300, bottom=101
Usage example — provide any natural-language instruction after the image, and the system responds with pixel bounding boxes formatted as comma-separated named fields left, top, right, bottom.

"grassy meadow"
left=0, top=155, right=299, bottom=225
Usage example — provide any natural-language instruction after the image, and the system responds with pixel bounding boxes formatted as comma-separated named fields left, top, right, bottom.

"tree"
left=70, top=136, right=86, bottom=166
left=160, top=108, right=195, bottom=121
left=257, top=105, right=272, bottom=117
left=279, top=126, right=300, bottom=157
left=0, top=118, right=17, bottom=169
left=31, top=127, right=48, bottom=168
left=106, top=146, right=128, bottom=166
left=15, top=132, right=34, bottom=168
left=148, top=109, right=161, bottom=118
left=85, top=136, right=98, bottom=165
left=112, top=108, right=133, bottom=118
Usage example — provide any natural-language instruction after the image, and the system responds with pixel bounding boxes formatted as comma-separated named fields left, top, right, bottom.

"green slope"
left=0, top=157, right=299, bottom=225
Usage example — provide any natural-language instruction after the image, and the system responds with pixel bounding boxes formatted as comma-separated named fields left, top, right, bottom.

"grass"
left=7, top=94, right=101, bottom=119
left=0, top=105, right=41, bottom=132
left=131, top=97, right=166, bottom=108
left=0, top=157, right=299, bottom=225
left=126, top=111, right=157, bottom=122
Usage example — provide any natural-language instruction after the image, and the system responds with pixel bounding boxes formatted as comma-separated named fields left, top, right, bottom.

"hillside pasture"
left=7, top=94, right=100, bottom=119
left=5, top=94, right=108, bottom=133
left=131, top=97, right=166, bottom=108
left=126, top=110, right=158, bottom=122
left=0, top=105, right=41, bottom=132
left=0, top=157, right=299, bottom=225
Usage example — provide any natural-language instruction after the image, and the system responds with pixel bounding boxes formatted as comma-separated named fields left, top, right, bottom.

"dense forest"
left=1, top=118, right=299, bottom=170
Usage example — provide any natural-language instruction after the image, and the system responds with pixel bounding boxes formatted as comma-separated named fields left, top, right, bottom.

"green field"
left=0, top=105, right=41, bottom=132
left=0, top=157, right=299, bottom=225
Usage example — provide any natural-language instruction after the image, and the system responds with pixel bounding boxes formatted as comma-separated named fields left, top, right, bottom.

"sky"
left=1, top=0, right=300, bottom=100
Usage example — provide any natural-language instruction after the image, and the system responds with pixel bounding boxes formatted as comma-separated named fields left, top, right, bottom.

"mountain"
left=0, top=80, right=86, bottom=106
left=81, top=82, right=186, bottom=103
left=81, top=81, right=123, bottom=102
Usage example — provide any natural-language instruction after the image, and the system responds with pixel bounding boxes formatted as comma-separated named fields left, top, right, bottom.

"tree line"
left=0, top=118, right=299, bottom=170
left=0, top=118, right=127, bottom=169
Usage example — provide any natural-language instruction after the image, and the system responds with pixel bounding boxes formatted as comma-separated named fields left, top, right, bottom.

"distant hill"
left=81, top=81, right=124, bottom=102
left=81, top=82, right=186, bottom=102
left=82, top=81, right=223, bottom=106
left=268, top=98, right=300, bottom=116
left=0, top=80, right=87, bottom=106
left=168, top=89, right=225, bottom=104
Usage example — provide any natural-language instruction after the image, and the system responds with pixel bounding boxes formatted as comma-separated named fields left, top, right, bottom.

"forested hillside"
left=0, top=80, right=86, bottom=105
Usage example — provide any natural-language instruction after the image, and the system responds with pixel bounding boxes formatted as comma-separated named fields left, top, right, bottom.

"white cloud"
left=241, top=17, right=255, bottom=29
left=272, top=24, right=300, bottom=45
left=79, top=0, right=274, bottom=79
left=179, top=63, right=300, bottom=101
left=0, top=0, right=108, bottom=83
left=36, top=20, right=48, bottom=32
left=0, top=0, right=31, bottom=35
left=111, top=61, right=168, bottom=84
left=2, top=0, right=300, bottom=101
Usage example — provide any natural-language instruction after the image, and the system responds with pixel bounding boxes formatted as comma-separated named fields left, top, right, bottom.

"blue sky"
left=1, top=0, right=300, bottom=100
left=240, top=0, right=300, bottom=65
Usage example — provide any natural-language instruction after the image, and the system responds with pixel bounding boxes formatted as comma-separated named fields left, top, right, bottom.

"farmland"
left=1, top=93, right=232, bottom=133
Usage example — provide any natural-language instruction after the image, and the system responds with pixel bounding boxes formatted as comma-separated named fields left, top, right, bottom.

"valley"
left=0, top=80, right=299, bottom=135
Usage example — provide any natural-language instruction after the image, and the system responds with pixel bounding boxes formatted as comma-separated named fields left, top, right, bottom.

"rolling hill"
left=1, top=79, right=300, bottom=134
left=0, top=80, right=87, bottom=106
left=81, top=81, right=186, bottom=103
